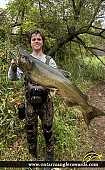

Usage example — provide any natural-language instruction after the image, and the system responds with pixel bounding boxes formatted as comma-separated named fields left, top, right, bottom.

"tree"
left=1, top=0, right=105, bottom=62
left=45, top=0, right=105, bottom=58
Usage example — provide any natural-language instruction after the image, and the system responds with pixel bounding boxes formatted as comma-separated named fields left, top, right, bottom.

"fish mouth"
left=9, top=51, right=18, bottom=65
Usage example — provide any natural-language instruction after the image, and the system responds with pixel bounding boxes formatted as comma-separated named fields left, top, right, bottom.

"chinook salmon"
left=10, top=46, right=105, bottom=126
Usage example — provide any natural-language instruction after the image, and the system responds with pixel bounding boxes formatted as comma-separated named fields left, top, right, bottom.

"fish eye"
left=21, top=56, right=25, bottom=59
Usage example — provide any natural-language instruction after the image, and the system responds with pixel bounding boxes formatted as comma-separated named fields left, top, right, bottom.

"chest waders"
left=24, top=56, right=54, bottom=167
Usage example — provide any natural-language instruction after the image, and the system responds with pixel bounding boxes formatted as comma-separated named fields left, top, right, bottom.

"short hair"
left=29, top=29, right=45, bottom=44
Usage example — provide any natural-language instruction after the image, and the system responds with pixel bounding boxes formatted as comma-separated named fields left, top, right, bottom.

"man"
left=8, top=30, right=57, bottom=167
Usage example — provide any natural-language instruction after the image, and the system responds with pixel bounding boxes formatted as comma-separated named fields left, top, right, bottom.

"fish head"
left=10, top=50, right=33, bottom=73
left=18, top=53, right=33, bottom=72
left=16, top=45, right=35, bottom=72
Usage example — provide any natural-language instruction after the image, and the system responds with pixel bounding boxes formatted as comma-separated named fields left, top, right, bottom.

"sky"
left=0, top=0, right=9, bottom=8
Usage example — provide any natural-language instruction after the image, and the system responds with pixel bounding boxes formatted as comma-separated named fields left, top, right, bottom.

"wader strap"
left=45, top=55, right=51, bottom=65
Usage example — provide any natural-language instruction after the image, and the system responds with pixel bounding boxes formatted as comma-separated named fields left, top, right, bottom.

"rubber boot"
left=29, top=147, right=37, bottom=159
left=44, top=150, right=54, bottom=170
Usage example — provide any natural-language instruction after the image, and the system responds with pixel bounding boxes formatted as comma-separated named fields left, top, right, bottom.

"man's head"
left=29, top=30, right=45, bottom=51
left=29, top=30, right=45, bottom=44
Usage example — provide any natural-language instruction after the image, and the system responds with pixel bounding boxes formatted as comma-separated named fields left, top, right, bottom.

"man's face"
left=31, top=33, right=43, bottom=51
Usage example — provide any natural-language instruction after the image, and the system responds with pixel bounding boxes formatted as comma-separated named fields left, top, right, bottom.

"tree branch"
left=86, top=29, right=105, bottom=39
left=71, top=0, right=85, bottom=21
left=11, top=22, right=22, bottom=27
left=76, top=24, right=105, bottom=39
left=90, top=25, right=105, bottom=35
left=47, top=34, right=75, bottom=56
left=87, top=0, right=103, bottom=30
left=75, top=35, right=105, bottom=65
left=88, top=46, right=105, bottom=53
left=38, top=0, right=44, bottom=26
left=71, top=0, right=76, bottom=17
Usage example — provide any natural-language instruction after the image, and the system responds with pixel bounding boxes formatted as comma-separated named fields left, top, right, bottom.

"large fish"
left=10, top=46, right=105, bottom=126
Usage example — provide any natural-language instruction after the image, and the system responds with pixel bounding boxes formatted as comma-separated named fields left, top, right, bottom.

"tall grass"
left=58, top=53, right=105, bottom=91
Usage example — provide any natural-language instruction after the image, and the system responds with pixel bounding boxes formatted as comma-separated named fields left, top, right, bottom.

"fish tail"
left=83, top=106, right=105, bottom=126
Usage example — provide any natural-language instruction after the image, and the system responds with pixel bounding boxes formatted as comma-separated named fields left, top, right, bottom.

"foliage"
left=1, top=0, right=105, bottom=166
left=1, top=0, right=105, bottom=57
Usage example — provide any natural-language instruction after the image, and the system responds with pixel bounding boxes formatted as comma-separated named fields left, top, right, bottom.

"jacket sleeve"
left=8, top=66, right=23, bottom=81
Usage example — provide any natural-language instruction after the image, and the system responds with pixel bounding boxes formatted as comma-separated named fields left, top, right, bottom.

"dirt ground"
left=77, top=81, right=105, bottom=170
left=87, top=81, right=105, bottom=157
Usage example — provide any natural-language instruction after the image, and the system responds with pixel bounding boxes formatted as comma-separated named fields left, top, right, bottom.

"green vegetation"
left=1, top=39, right=105, bottom=167
left=0, top=0, right=105, bottom=169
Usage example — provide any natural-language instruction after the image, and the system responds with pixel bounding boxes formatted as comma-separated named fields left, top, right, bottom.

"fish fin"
left=83, top=106, right=105, bottom=126
left=59, top=69, right=71, bottom=78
